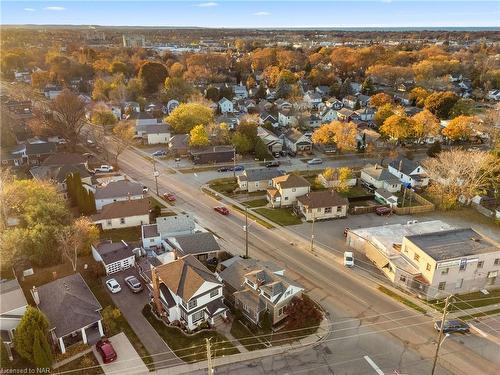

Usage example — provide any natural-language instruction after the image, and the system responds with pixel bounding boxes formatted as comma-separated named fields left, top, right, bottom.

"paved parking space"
left=93, top=332, right=149, bottom=375
left=103, top=267, right=182, bottom=369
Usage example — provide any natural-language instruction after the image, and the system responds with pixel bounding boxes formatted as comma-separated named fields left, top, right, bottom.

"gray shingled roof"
left=94, top=241, right=133, bottom=265
left=170, top=232, right=220, bottom=256
left=95, top=180, right=143, bottom=200
left=136, top=123, right=170, bottom=134
left=37, top=273, right=102, bottom=338
left=0, top=279, right=27, bottom=314
left=156, top=214, right=195, bottom=237
left=389, top=157, right=420, bottom=176
left=244, top=168, right=285, bottom=182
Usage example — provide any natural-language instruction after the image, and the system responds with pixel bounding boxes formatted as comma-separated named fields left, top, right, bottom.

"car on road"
left=214, top=206, right=230, bottom=215
left=124, top=276, right=143, bottom=293
left=434, top=320, right=470, bottom=334
left=344, top=251, right=354, bottom=267
left=174, top=157, right=181, bottom=162
left=307, top=158, right=323, bottom=165
left=152, top=150, right=167, bottom=157
left=96, top=338, right=117, bottom=363
left=105, top=279, right=121, bottom=294
left=375, top=207, right=392, bottom=216
left=232, top=165, right=244, bottom=172
left=94, top=165, right=114, bottom=173
left=87, top=139, right=96, bottom=148
left=217, top=167, right=230, bottom=172
left=163, top=193, right=176, bottom=201
left=266, top=160, right=280, bottom=168
left=142, top=186, right=149, bottom=193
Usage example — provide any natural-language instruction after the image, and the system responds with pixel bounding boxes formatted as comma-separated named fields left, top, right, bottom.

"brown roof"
left=267, top=188, right=280, bottom=197
left=42, top=152, right=87, bottom=166
left=154, top=255, right=220, bottom=301
left=273, top=174, right=311, bottom=189
left=297, top=190, right=348, bottom=209
left=93, top=198, right=150, bottom=221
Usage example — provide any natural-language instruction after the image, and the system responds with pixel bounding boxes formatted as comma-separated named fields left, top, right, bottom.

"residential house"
left=218, top=97, right=234, bottom=114
left=233, top=85, right=249, bottom=100
left=136, top=123, right=171, bottom=145
left=129, top=112, right=159, bottom=127
left=33, top=274, right=104, bottom=353
left=357, top=94, right=371, bottom=108
left=306, top=113, right=322, bottom=128
left=94, top=179, right=145, bottom=211
left=216, top=113, right=239, bottom=129
left=487, top=90, right=500, bottom=101
left=355, top=107, right=375, bottom=121
left=151, top=255, right=228, bottom=330
left=259, top=112, right=278, bottom=128
left=320, top=107, right=338, bottom=123
left=43, top=85, right=63, bottom=100
left=315, top=86, right=330, bottom=98
left=326, top=97, right=343, bottom=110
left=267, top=174, right=311, bottom=208
left=30, top=164, right=92, bottom=199
left=275, top=99, right=293, bottom=112
left=282, top=128, right=312, bottom=154
left=124, top=101, right=141, bottom=113
left=336, top=108, right=357, bottom=122
left=168, top=134, right=190, bottom=157
left=257, top=126, right=283, bottom=153
left=9, top=142, right=57, bottom=166
left=167, top=232, right=221, bottom=262
left=394, top=92, right=411, bottom=106
left=296, top=190, right=348, bottom=221
left=388, top=157, right=429, bottom=188
left=92, top=240, right=136, bottom=275
left=142, top=214, right=197, bottom=250
left=190, top=145, right=235, bottom=165
left=278, top=109, right=298, bottom=127
left=237, top=168, right=285, bottom=193
left=360, top=164, right=402, bottom=193
left=0, top=279, right=28, bottom=359
left=92, top=198, right=150, bottom=230
left=374, top=188, right=399, bottom=208
left=342, top=95, right=358, bottom=109
left=218, top=257, right=303, bottom=325
left=302, top=91, right=323, bottom=110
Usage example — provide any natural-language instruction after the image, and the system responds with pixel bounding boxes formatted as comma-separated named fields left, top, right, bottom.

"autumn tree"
left=31, top=70, right=52, bottom=90
left=374, top=103, right=398, bottom=127
left=380, top=114, right=414, bottom=141
left=91, top=104, right=117, bottom=126
left=112, top=121, right=135, bottom=164
left=409, top=87, right=431, bottom=108
left=231, top=132, right=253, bottom=154
left=166, top=102, right=214, bottom=134
left=138, top=61, right=168, bottom=94
left=424, top=91, right=459, bottom=119
left=369, top=93, right=393, bottom=107
left=442, top=115, right=478, bottom=141
left=411, top=109, right=440, bottom=142
left=162, top=77, right=194, bottom=103
left=207, top=122, right=230, bottom=145
left=284, top=295, right=323, bottom=332
left=423, top=149, right=498, bottom=208
left=189, top=124, right=210, bottom=147
left=312, top=121, right=357, bottom=151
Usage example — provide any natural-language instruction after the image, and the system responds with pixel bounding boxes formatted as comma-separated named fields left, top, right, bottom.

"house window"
left=438, top=282, right=446, bottom=291
left=192, top=310, right=204, bottom=323
left=292, top=188, right=296, bottom=192
left=284, top=197, right=289, bottom=201
left=107, top=220, right=112, bottom=226
left=324, top=207, right=332, bottom=214
left=455, top=279, right=463, bottom=289
left=441, top=268, right=449, bottom=275
left=413, top=254, right=420, bottom=262
left=210, top=289, right=219, bottom=298
left=278, top=307, right=285, bottom=316
left=120, top=218, right=125, bottom=224
left=494, top=258, right=500, bottom=265
left=477, top=261, right=484, bottom=269
left=426, top=263, right=431, bottom=272
left=459, top=261, right=467, bottom=272
left=337, top=206, right=342, bottom=213
left=188, top=299, right=197, bottom=309
left=399, top=275, right=406, bottom=283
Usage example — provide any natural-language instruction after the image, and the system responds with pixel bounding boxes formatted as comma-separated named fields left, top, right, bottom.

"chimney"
left=399, top=159, right=403, bottom=171
left=32, top=286, right=40, bottom=305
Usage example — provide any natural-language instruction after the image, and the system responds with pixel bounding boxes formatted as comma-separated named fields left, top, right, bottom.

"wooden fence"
left=393, top=190, right=435, bottom=215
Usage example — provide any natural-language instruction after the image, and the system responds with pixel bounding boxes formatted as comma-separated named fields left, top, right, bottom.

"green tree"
left=205, top=86, right=220, bottom=102
left=138, top=61, right=168, bottom=94
left=14, top=307, right=51, bottom=364
left=449, top=98, right=475, bottom=119
left=189, top=124, right=210, bottom=147
left=166, top=103, right=214, bottom=134
left=91, top=107, right=117, bottom=126
left=162, top=77, right=194, bottom=103
left=231, top=132, right=253, bottom=154
left=424, top=91, right=459, bottom=119
left=254, top=138, right=273, bottom=160
left=32, top=329, right=52, bottom=368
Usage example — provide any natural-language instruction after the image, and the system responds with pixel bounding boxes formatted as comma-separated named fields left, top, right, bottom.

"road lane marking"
left=364, top=355, right=385, bottom=375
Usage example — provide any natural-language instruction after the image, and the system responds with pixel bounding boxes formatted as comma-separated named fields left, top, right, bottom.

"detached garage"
left=92, top=240, right=136, bottom=275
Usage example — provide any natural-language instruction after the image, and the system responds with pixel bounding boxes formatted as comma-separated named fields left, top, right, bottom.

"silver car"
left=106, top=278, right=121, bottom=294
left=124, top=276, right=143, bottom=293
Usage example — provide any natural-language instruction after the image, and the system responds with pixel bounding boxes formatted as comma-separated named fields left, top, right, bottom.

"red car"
left=96, top=339, right=117, bottom=364
left=214, top=206, right=230, bottom=215
left=375, top=207, right=392, bottom=216
left=163, top=193, right=176, bottom=202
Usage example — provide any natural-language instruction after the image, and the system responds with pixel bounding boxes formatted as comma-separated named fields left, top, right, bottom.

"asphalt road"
left=107, top=141, right=500, bottom=375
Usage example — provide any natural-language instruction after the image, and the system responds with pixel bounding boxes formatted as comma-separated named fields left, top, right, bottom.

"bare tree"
left=112, top=121, right=135, bottom=165
left=423, top=149, right=499, bottom=209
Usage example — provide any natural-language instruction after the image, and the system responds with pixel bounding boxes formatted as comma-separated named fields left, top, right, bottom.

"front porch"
left=57, top=320, right=104, bottom=353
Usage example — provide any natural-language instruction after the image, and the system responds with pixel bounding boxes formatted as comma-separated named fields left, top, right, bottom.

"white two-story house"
left=218, top=97, right=234, bottom=114
left=267, top=174, right=311, bottom=208
left=388, top=157, right=429, bottom=188
left=94, top=180, right=145, bottom=211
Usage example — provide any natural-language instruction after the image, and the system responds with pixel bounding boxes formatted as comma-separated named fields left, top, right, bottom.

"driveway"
left=93, top=332, right=149, bottom=375
left=104, top=267, right=182, bottom=369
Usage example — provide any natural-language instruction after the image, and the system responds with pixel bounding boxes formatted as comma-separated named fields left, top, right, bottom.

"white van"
left=344, top=251, right=354, bottom=267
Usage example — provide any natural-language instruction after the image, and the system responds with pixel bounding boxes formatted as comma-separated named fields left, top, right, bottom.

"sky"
left=1, top=1, right=499, bottom=28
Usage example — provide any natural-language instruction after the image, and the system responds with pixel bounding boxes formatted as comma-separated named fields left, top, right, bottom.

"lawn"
left=459, top=308, right=500, bottom=321
left=243, top=198, right=269, bottom=208
left=255, top=208, right=303, bottom=226
left=339, top=185, right=370, bottom=198
left=54, top=353, right=103, bottom=375
left=428, top=289, right=500, bottom=313
left=230, top=320, right=268, bottom=351
left=378, top=286, right=427, bottom=314
left=231, top=205, right=275, bottom=229
left=99, top=226, right=142, bottom=242
left=208, top=178, right=238, bottom=195
left=179, top=165, right=232, bottom=174
left=142, top=304, right=239, bottom=363
left=303, top=175, right=326, bottom=191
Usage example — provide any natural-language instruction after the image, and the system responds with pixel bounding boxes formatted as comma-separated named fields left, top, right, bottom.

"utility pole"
left=152, top=156, right=159, bottom=196
left=310, top=214, right=315, bottom=252
left=431, top=295, right=452, bottom=375
left=206, top=338, right=214, bottom=375
left=245, top=207, right=249, bottom=258
left=232, top=148, right=236, bottom=178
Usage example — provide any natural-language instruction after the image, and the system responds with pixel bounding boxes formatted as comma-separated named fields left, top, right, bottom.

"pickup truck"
left=94, top=165, right=114, bottom=173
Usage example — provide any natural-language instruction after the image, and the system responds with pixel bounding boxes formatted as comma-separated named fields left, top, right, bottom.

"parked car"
left=266, top=161, right=280, bottom=168
left=232, top=165, right=244, bottom=172
left=434, top=320, right=470, bottom=334
left=375, top=207, right=392, bottom=216
left=174, top=157, right=181, bottom=162
left=152, top=150, right=167, bottom=157
left=142, top=186, right=149, bottom=193
left=96, top=339, right=117, bottom=363
left=214, top=206, right=230, bottom=215
left=343, top=252, right=354, bottom=267
left=307, top=158, right=323, bottom=165
left=94, top=165, right=114, bottom=173
left=124, top=276, right=143, bottom=293
left=87, top=139, right=96, bottom=148
left=105, top=279, right=121, bottom=294
left=163, top=193, right=176, bottom=201
left=217, top=167, right=229, bottom=172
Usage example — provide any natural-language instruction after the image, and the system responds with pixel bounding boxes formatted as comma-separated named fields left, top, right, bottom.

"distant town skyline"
left=1, top=1, right=499, bottom=28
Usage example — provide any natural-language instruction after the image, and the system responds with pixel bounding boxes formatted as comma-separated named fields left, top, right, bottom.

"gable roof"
left=94, top=180, right=144, bottom=200
left=92, top=198, right=150, bottom=221
left=244, top=168, right=285, bottom=182
left=297, top=190, right=348, bottom=209
left=136, top=123, right=170, bottom=135
left=42, top=152, right=87, bottom=166
left=219, top=257, right=283, bottom=292
left=30, top=164, right=91, bottom=183
left=218, top=97, right=232, bottom=105
left=93, top=241, right=134, bottom=265
left=389, top=157, right=421, bottom=176
left=362, top=164, right=401, bottom=184
left=284, top=128, right=309, bottom=144
left=25, top=142, right=57, bottom=156
left=37, top=273, right=102, bottom=338
left=169, top=134, right=189, bottom=149
left=156, top=214, right=195, bottom=237
left=169, top=232, right=220, bottom=256
left=273, top=174, right=311, bottom=189
left=0, top=279, right=28, bottom=314
left=154, top=255, right=220, bottom=301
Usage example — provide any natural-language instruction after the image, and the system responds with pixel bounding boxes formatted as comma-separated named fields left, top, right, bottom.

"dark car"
left=214, top=206, right=230, bottom=215
left=124, top=276, right=143, bottom=293
left=217, top=167, right=229, bottom=172
left=375, top=207, right=392, bottom=216
left=163, top=193, right=176, bottom=202
left=266, top=161, right=280, bottom=168
left=96, top=339, right=117, bottom=363
left=232, top=165, right=244, bottom=172
left=152, top=150, right=167, bottom=157
left=434, top=320, right=470, bottom=334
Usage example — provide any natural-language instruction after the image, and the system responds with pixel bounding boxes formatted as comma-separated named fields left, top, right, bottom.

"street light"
left=243, top=207, right=257, bottom=258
